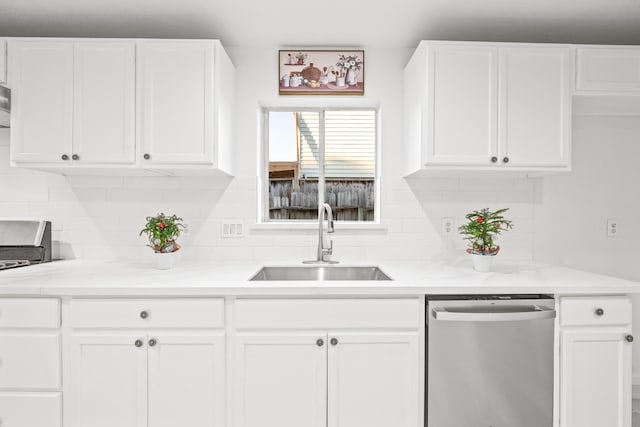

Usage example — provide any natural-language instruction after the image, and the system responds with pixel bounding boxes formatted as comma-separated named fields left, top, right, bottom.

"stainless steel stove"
left=0, top=219, right=51, bottom=271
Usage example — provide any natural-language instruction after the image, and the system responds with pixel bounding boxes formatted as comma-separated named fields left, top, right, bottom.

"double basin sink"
left=250, top=266, right=392, bottom=281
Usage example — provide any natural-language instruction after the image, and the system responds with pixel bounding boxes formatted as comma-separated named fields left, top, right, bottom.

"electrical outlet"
left=607, top=219, right=618, bottom=237
left=221, top=221, right=244, bottom=238
left=442, top=218, right=454, bottom=235
left=182, top=222, right=190, bottom=236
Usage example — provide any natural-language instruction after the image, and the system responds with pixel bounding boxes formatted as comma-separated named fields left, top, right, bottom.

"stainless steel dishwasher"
left=426, top=295, right=555, bottom=427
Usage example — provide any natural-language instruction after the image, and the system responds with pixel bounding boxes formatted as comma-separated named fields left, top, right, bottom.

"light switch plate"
left=221, top=221, right=244, bottom=238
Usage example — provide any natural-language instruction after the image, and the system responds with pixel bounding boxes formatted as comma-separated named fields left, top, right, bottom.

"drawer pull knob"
left=490, top=156, right=498, bottom=163
left=134, top=339, right=143, bottom=348
left=502, top=157, right=510, bottom=164
left=316, top=339, right=324, bottom=347
left=626, top=335, right=634, bottom=343
left=143, top=153, right=151, bottom=160
left=330, top=337, right=339, bottom=346
left=149, top=338, right=157, bottom=347
left=140, top=311, right=149, bottom=319
left=61, top=154, right=69, bottom=161
left=72, top=154, right=79, bottom=161
left=595, top=308, right=605, bottom=316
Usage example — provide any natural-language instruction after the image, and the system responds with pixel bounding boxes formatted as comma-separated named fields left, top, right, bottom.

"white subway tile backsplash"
left=0, top=187, right=48, bottom=202
left=66, top=176, right=124, bottom=189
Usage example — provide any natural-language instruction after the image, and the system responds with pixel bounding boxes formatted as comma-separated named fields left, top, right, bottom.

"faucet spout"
left=303, top=203, right=339, bottom=264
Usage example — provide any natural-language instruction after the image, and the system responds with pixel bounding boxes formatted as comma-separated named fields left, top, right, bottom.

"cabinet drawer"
left=0, top=299, right=60, bottom=329
left=235, top=298, right=421, bottom=330
left=560, top=296, right=631, bottom=327
left=0, top=392, right=61, bottom=427
left=0, top=334, right=60, bottom=389
left=69, top=299, right=225, bottom=329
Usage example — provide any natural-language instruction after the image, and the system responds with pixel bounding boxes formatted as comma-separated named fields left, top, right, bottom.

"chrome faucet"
left=303, top=203, right=338, bottom=264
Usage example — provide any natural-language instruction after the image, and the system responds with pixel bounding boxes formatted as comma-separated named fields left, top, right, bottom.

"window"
left=263, top=108, right=378, bottom=223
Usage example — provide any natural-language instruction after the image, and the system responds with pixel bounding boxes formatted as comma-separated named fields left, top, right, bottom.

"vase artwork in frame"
left=279, top=49, right=365, bottom=96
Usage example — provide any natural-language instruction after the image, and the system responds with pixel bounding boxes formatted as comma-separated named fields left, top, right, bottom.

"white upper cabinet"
left=9, top=40, right=74, bottom=163
left=426, top=45, right=498, bottom=166
left=10, top=39, right=135, bottom=165
left=576, top=47, right=640, bottom=93
left=0, top=39, right=6, bottom=84
left=499, top=47, right=572, bottom=167
left=404, top=41, right=573, bottom=175
left=8, top=38, right=235, bottom=175
left=138, top=40, right=234, bottom=173
left=73, top=42, right=136, bottom=164
left=139, top=41, right=213, bottom=165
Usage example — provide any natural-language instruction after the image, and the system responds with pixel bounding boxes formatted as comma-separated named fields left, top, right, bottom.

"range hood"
left=0, top=85, right=10, bottom=128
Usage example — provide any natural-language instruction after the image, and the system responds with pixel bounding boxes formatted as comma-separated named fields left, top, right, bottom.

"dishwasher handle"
left=431, top=305, right=556, bottom=322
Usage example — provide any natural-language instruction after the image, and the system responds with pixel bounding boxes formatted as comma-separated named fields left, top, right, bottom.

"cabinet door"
left=0, top=392, right=61, bottom=427
left=139, top=41, right=214, bottom=165
left=9, top=41, right=73, bottom=163
left=68, top=334, right=147, bottom=427
left=0, top=334, right=60, bottom=389
left=327, top=332, right=420, bottom=427
left=560, top=330, right=632, bottom=427
left=148, top=334, right=225, bottom=427
left=0, top=39, right=6, bottom=84
left=498, top=47, right=572, bottom=167
left=577, top=47, right=640, bottom=92
left=427, top=45, right=498, bottom=166
left=73, top=42, right=135, bottom=164
left=234, top=333, right=327, bottom=427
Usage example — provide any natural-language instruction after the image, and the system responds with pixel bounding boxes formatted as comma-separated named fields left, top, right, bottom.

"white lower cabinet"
left=559, top=296, right=633, bottom=427
left=326, top=332, right=420, bottom=427
left=66, top=299, right=226, bottom=427
left=0, top=298, right=61, bottom=427
left=234, top=331, right=420, bottom=427
left=69, top=332, right=225, bottom=427
left=68, top=333, right=147, bottom=427
left=233, top=298, right=423, bottom=427
left=234, top=333, right=327, bottom=427
left=0, top=392, right=62, bottom=427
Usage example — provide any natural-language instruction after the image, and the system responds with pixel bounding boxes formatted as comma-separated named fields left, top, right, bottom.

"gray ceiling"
left=2, top=0, right=640, bottom=48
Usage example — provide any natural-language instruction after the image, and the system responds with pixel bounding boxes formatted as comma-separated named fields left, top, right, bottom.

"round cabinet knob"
left=148, top=338, right=157, bottom=347
left=316, top=339, right=324, bottom=347
left=595, top=308, right=605, bottom=316
left=140, top=310, right=149, bottom=319
left=143, top=153, right=151, bottom=160
left=61, top=154, right=69, bottom=161
left=490, top=156, right=498, bottom=163
left=330, top=338, right=339, bottom=346
left=502, top=157, right=510, bottom=164
left=71, top=154, right=79, bottom=161
left=134, top=339, right=143, bottom=348
left=626, top=335, right=634, bottom=343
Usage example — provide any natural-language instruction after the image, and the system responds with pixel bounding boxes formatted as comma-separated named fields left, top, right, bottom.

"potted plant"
left=458, top=208, right=513, bottom=272
left=139, top=213, right=184, bottom=269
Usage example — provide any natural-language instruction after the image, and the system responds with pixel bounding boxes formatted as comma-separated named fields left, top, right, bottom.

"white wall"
left=0, top=46, right=536, bottom=264
left=533, top=108, right=640, bottom=384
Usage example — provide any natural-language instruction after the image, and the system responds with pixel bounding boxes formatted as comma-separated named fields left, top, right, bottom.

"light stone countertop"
left=0, top=257, right=639, bottom=297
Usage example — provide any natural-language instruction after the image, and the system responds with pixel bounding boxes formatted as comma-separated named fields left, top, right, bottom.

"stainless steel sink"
left=249, top=266, right=392, bottom=281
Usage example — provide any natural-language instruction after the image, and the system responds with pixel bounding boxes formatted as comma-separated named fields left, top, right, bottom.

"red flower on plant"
left=158, top=222, right=166, bottom=230
left=476, top=217, right=484, bottom=224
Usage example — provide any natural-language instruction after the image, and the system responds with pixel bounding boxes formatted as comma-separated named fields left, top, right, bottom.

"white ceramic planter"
left=472, top=254, right=494, bottom=272
left=156, top=252, right=175, bottom=270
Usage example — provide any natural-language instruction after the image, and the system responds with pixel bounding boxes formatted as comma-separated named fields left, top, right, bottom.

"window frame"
left=259, top=106, right=381, bottom=225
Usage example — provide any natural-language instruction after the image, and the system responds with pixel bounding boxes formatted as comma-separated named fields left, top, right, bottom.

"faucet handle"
left=323, top=239, right=333, bottom=255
